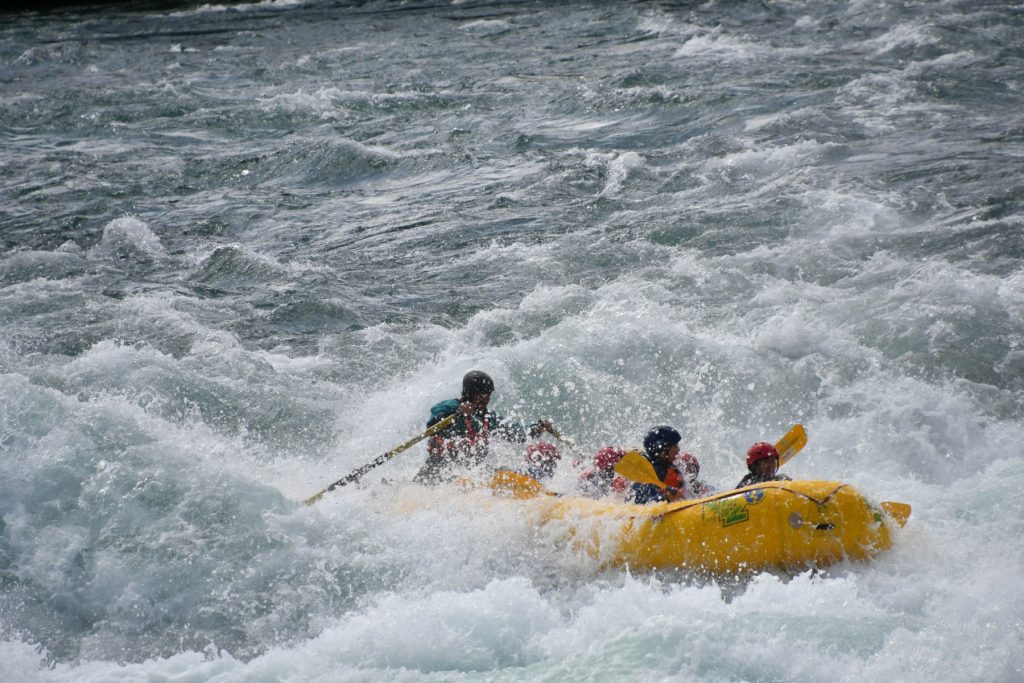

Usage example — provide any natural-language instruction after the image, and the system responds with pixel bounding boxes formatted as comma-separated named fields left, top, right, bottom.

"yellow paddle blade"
left=881, top=501, right=912, bottom=528
left=489, top=469, right=557, bottom=499
left=613, top=450, right=662, bottom=487
left=776, top=424, right=807, bottom=466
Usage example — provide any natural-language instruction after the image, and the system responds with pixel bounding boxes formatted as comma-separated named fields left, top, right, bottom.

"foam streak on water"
left=1, top=1, right=1023, bottom=681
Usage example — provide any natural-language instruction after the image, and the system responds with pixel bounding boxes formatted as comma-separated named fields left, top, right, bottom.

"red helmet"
left=526, top=441, right=560, bottom=464
left=677, top=452, right=700, bottom=476
left=593, top=447, right=625, bottom=471
left=747, top=442, right=780, bottom=468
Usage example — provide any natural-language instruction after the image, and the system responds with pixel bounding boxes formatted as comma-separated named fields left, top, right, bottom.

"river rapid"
left=2, top=1, right=1023, bottom=681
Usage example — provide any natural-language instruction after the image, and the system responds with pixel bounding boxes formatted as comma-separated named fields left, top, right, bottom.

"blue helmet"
left=643, top=426, right=682, bottom=459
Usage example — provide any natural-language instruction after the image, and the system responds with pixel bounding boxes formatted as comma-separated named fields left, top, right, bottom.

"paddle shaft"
left=303, top=412, right=457, bottom=505
left=549, top=427, right=586, bottom=461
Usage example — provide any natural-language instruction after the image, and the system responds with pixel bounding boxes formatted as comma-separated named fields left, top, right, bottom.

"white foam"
left=863, top=21, right=940, bottom=57
left=702, top=139, right=834, bottom=177
left=169, top=0, right=303, bottom=17
left=599, top=151, right=646, bottom=197
left=673, top=30, right=810, bottom=62
left=459, top=19, right=511, bottom=36
left=89, top=216, right=166, bottom=260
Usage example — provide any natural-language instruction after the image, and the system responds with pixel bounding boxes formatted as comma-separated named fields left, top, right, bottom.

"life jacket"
left=427, top=411, right=493, bottom=465
left=426, top=398, right=493, bottom=449
left=460, top=412, right=491, bottom=447
left=662, top=464, right=683, bottom=490
left=661, top=463, right=687, bottom=500
left=636, top=457, right=687, bottom=502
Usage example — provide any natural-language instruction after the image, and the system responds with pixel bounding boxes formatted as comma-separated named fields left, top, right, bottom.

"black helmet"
left=461, top=370, right=495, bottom=399
left=643, top=426, right=682, bottom=459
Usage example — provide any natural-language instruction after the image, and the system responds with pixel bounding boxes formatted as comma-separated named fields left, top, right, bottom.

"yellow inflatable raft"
left=488, top=473, right=910, bottom=575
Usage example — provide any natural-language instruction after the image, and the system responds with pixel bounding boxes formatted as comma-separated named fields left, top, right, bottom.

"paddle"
left=489, top=468, right=559, bottom=499
left=303, top=413, right=458, bottom=506
left=614, top=424, right=808, bottom=490
left=548, top=426, right=589, bottom=463
left=776, top=423, right=807, bottom=466
left=613, top=449, right=666, bottom=488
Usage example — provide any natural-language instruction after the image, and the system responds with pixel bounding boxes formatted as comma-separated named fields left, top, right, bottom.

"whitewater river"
left=2, top=1, right=1022, bottom=681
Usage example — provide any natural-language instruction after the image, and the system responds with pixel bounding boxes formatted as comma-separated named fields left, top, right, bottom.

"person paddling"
left=735, top=441, right=792, bottom=489
left=414, top=370, right=555, bottom=484
left=627, top=426, right=692, bottom=504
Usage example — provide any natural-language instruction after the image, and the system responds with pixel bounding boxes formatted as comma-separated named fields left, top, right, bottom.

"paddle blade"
left=302, top=490, right=327, bottom=506
left=614, top=450, right=662, bottom=487
left=776, top=424, right=807, bottom=466
left=489, top=469, right=556, bottom=499
left=881, top=501, right=912, bottom=528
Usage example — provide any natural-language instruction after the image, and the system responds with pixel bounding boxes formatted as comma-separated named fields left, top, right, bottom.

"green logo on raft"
left=702, top=489, right=765, bottom=527
left=703, top=497, right=750, bottom=527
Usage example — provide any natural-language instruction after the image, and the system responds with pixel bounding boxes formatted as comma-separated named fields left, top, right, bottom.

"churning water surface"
left=1, top=1, right=1023, bottom=681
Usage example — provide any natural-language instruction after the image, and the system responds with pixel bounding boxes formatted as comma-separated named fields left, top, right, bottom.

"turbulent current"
left=1, top=1, right=1023, bottom=681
